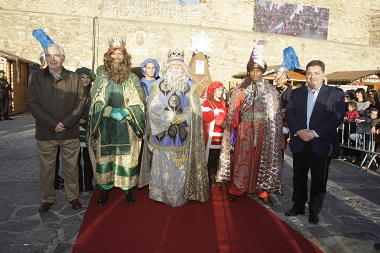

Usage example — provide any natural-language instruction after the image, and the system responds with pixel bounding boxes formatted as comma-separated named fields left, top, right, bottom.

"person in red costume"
left=219, top=40, right=283, bottom=206
left=202, top=81, right=228, bottom=186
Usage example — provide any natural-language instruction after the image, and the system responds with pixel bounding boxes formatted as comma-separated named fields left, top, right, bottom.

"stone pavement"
left=0, top=112, right=379, bottom=253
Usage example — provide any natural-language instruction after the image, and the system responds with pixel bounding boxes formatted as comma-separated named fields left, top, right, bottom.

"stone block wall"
left=0, top=0, right=379, bottom=85
left=370, top=15, right=380, bottom=46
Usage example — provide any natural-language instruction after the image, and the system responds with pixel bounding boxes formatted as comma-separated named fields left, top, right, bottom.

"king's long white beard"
left=165, top=69, right=189, bottom=93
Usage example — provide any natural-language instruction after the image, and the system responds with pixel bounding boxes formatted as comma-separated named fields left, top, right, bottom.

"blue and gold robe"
left=146, top=79, right=209, bottom=207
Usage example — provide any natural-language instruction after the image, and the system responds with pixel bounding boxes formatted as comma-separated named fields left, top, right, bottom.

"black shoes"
left=228, top=193, right=239, bottom=201
left=97, top=190, right=135, bottom=206
left=0, top=115, right=13, bottom=120
left=308, top=213, right=319, bottom=224
left=374, top=243, right=380, bottom=250
left=97, top=190, right=109, bottom=206
left=285, top=206, right=320, bottom=224
left=124, top=189, right=135, bottom=205
left=285, top=207, right=306, bottom=216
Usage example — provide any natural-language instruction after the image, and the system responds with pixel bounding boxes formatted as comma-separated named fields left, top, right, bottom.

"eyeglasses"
left=45, top=54, right=63, bottom=60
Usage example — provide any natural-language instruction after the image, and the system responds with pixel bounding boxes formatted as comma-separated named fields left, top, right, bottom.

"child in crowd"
left=349, top=108, right=378, bottom=164
left=344, top=101, right=360, bottom=120
left=339, top=101, right=360, bottom=160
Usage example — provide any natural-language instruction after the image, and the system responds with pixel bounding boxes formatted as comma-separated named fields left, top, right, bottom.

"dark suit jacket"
left=285, top=84, right=345, bottom=157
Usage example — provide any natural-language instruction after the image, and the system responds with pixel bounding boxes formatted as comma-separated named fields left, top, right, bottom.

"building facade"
left=0, top=0, right=379, bottom=86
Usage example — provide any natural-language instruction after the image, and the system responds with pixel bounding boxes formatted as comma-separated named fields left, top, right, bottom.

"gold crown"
left=108, top=35, right=126, bottom=50
left=167, top=49, right=184, bottom=62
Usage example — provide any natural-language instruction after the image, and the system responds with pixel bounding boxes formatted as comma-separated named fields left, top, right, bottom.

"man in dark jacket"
left=28, top=44, right=86, bottom=213
left=0, top=70, right=13, bottom=120
left=285, top=60, right=345, bottom=224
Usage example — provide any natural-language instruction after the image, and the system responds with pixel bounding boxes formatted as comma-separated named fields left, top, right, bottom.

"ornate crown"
left=167, top=49, right=184, bottom=62
left=108, top=35, right=126, bottom=50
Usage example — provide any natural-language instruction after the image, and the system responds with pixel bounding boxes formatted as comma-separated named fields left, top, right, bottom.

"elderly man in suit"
left=285, top=60, right=345, bottom=224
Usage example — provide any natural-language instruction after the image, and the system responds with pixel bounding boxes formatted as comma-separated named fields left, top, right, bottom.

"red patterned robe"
left=219, top=79, right=283, bottom=195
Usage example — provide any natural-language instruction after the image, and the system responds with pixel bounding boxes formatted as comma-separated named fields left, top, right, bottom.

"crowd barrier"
left=338, top=120, right=380, bottom=171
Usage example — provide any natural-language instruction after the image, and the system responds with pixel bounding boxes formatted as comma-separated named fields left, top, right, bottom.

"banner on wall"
left=172, top=0, right=198, bottom=4
left=254, top=0, right=329, bottom=40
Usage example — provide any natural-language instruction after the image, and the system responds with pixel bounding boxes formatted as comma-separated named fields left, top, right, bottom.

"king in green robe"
left=88, top=65, right=145, bottom=203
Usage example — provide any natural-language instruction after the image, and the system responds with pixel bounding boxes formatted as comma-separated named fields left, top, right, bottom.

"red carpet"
left=73, top=184, right=323, bottom=253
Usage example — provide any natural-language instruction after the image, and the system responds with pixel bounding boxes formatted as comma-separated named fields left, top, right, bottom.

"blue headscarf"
left=140, top=58, right=160, bottom=78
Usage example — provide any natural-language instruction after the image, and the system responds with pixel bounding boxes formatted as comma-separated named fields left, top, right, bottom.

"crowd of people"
left=339, top=86, right=380, bottom=172
left=25, top=36, right=376, bottom=234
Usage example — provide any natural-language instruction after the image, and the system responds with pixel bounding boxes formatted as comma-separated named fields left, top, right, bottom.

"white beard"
left=165, top=69, right=189, bottom=93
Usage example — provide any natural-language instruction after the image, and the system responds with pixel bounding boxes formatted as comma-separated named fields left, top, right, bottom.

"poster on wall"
left=254, top=0, right=329, bottom=40
left=172, top=0, right=198, bottom=4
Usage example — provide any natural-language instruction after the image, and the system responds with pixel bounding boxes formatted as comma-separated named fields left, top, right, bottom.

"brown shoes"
left=70, top=199, right=82, bottom=209
left=38, top=200, right=82, bottom=212
left=38, top=202, right=54, bottom=213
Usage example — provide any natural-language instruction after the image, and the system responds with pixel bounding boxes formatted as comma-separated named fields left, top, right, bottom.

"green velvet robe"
left=88, top=66, right=145, bottom=190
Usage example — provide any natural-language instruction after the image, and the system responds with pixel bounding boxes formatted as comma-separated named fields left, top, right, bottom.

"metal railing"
left=338, top=120, right=379, bottom=171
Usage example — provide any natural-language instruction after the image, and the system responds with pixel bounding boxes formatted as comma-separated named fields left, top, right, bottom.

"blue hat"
left=140, top=58, right=160, bottom=78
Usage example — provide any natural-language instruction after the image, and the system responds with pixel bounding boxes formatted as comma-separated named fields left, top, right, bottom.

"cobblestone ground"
left=0, top=112, right=379, bottom=253
left=0, top=113, right=92, bottom=253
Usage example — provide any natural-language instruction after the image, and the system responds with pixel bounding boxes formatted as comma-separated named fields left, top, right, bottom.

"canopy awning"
left=325, top=70, right=380, bottom=84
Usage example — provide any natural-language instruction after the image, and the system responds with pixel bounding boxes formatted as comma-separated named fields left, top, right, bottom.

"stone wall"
left=370, top=15, right=380, bottom=46
left=0, top=0, right=379, bottom=85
